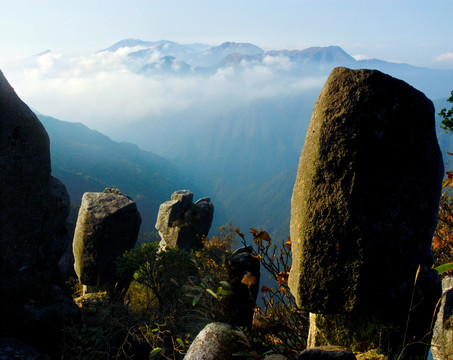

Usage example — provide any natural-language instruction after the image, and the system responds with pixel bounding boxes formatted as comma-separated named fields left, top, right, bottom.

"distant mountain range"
left=98, top=39, right=453, bottom=99
left=33, top=39, right=453, bottom=242
left=38, top=100, right=453, bottom=243
left=38, top=114, right=204, bottom=242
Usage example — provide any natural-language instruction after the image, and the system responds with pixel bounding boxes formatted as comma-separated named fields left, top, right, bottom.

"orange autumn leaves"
left=235, top=227, right=291, bottom=294
left=433, top=171, right=453, bottom=252
left=234, top=226, right=307, bottom=356
left=261, top=271, right=289, bottom=294
left=241, top=272, right=257, bottom=287
left=432, top=170, right=453, bottom=274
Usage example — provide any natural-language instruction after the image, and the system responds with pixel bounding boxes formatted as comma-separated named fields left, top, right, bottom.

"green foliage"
left=117, top=243, right=201, bottom=358
left=187, top=223, right=237, bottom=324
left=61, top=290, right=137, bottom=359
left=433, top=99, right=453, bottom=277
left=118, top=242, right=198, bottom=317
left=439, top=90, right=453, bottom=134
left=434, top=262, right=453, bottom=275
left=63, top=223, right=309, bottom=359
left=115, top=225, right=237, bottom=359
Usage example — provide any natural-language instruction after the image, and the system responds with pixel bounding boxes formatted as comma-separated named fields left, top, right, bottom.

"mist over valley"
left=6, top=39, right=453, bottom=240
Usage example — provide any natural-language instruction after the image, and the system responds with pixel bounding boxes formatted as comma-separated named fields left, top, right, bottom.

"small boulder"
left=183, top=322, right=234, bottom=360
left=73, top=191, right=141, bottom=292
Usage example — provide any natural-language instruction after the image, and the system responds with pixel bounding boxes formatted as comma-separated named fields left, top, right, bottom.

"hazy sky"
left=0, top=0, right=452, bottom=137
left=0, top=0, right=452, bottom=68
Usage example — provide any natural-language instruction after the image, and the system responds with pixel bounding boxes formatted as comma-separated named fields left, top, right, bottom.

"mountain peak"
left=101, top=39, right=156, bottom=52
left=302, top=45, right=356, bottom=63
left=214, top=41, right=264, bottom=54
left=265, top=45, right=355, bottom=64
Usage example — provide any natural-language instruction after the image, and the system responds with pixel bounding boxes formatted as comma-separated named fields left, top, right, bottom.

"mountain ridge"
left=93, top=38, right=453, bottom=99
left=26, top=39, right=453, bottom=242
left=38, top=113, right=207, bottom=241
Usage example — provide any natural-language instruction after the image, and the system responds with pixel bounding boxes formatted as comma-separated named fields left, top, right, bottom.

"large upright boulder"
left=155, top=190, right=214, bottom=250
left=73, top=190, right=141, bottom=292
left=289, top=68, right=443, bottom=357
left=0, top=69, right=76, bottom=355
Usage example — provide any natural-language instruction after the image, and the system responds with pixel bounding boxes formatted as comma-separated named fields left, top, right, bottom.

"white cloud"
left=262, top=55, right=293, bottom=70
left=352, top=54, right=369, bottom=61
left=3, top=49, right=325, bottom=133
left=436, top=52, right=453, bottom=63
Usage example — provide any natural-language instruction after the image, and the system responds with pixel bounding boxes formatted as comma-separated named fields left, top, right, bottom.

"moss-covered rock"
left=289, top=67, right=443, bottom=358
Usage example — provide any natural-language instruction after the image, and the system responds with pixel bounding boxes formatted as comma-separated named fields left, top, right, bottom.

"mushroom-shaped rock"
left=155, top=190, right=214, bottom=250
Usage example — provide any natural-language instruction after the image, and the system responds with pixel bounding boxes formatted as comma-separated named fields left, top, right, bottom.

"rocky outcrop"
left=155, top=190, right=214, bottom=250
left=224, top=246, right=260, bottom=328
left=183, top=322, right=234, bottom=360
left=73, top=191, right=141, bottom=293
left=289, top=67, right=443, bottom=357
left=431, top=276, right=453, bottom=360
left=0, top=69, right=77, bottom=355
left=0, top=69, right=68, bottom=277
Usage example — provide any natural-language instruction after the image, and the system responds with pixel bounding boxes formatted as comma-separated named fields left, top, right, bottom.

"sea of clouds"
left=2, top=46, right=326, bottom=134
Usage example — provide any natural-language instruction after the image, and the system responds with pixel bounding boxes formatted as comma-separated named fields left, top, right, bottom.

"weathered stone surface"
left=183, top=322, right=234, bottom=360
left=288, top=67, right=443, bottom=356
left=224, top=246, right=261, bottom=328
left=73, top=191, right=141, bottom=291
left=307, top=312, right=388, bottom=352
left=171, top=189, right=194, bottom=204
left=0, top=69, right=78, bottom=356
left=299, top=347, right=357, bottom=360
left=195, top=197, right=215, bottom=236
left=431, top=276, right=453, bottom=360
left=155, top=190, right=214, bottom=250
left=264, top=355, right=288, bottom=360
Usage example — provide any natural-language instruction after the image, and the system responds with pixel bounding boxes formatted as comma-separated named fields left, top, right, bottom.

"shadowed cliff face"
left=0, top=69, right=52, bottom=275
left=0, top=69, right=77, bottom=355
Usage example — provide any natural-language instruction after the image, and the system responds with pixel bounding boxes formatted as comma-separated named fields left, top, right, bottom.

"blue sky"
left=1, top=0, right=452, bottom=68
left=0, top=0, right=452, bottom=133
